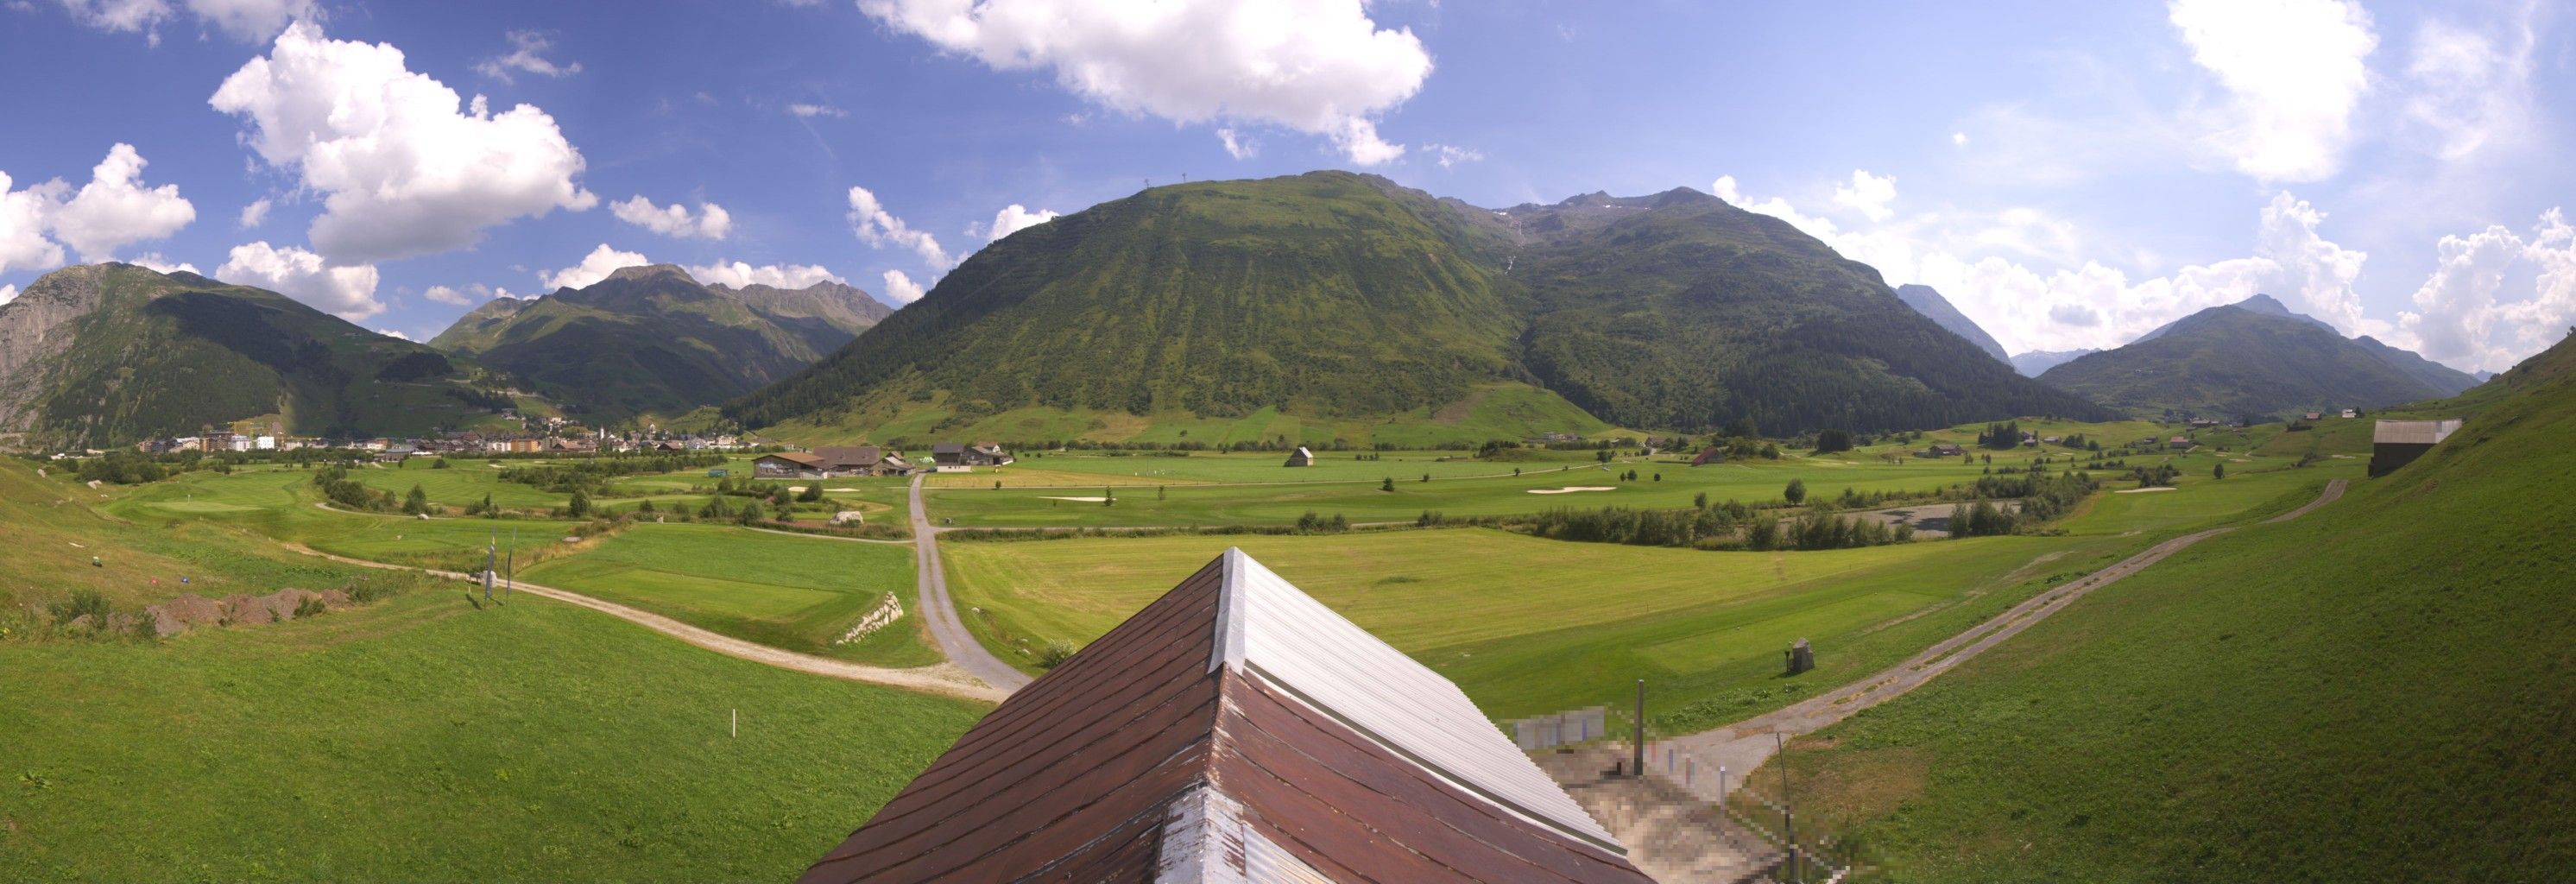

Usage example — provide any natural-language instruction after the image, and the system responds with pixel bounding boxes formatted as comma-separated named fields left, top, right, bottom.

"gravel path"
left=908, top=475, right=1035, bottom=691
left=280, top=542, right=1007, bottom=704
left=1652, top=478, right=2349, bottom=800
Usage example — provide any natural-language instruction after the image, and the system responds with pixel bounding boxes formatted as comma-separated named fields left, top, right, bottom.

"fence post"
left=1632, top=679, right=1645, bottom=778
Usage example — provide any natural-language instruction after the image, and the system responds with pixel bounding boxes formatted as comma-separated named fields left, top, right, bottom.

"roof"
left=931, top=442, right=966, bottom=455
left=2374, top=419, right=2463, bottom=445
left=761, top=451, right=824, bottom=467
left=810, top=445, right=883, bottom=468
left=801, top=549, right=1651, bottom=884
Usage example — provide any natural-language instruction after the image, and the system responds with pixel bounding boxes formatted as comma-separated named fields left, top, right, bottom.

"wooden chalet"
left=801, top=549, right=1658, bottom=884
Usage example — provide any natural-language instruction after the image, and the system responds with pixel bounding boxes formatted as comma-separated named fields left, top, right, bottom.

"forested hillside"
left=2039, top=301, right=2462, bottom=419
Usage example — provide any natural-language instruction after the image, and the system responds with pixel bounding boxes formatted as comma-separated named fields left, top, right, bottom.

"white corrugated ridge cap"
left=1206, top=547, right=1626, bottom=855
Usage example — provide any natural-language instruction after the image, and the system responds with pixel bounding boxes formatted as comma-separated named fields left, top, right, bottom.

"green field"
left=520, top=524, right=935, bottom=666
left=762, top=382, right=1620, bottom=450
left=1750, top=355, right=2576, bottom=879
left=937, top=454, right=2346, bottom=722
left=0, top=586, right=984, bottom=882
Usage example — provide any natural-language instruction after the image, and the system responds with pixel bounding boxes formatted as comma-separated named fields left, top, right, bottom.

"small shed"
left=1283, top=445, right=1314, bottom=467
left=2370, top=419, right=2462, bottom=477
left=1689, top=446, right=1725, bottom=466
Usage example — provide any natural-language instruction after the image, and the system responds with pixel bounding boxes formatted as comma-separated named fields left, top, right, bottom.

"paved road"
left=908, top=474, right=1035, bottom=692
left=281, top=543, right=1007, bottom=703
left=1651, top=478, right=2350, bottom=801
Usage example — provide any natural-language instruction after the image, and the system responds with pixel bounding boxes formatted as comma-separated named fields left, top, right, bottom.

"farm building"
left=930, top=442, right=1013, bottom=472
left=812, top=445, right=911, bottom=477
left=799, top=549, right=1657, bottom=884
left=1284, top=445, right=1314, bottom=467
left=2168, top=436, right=2193, bottom=451
left=754, top=452, right=826, bottom=479
left=1690, top=445, right=1726, bottom=466
left=2370, top=419, right=2463, bottom=477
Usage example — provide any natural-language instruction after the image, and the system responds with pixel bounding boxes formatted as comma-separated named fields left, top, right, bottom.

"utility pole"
left=1632, top=679, right=1646, bottom=778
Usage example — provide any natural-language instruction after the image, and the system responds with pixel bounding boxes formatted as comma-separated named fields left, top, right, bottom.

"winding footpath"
left=907, top=474, right=1036, bottom=691
left=281, top=543, right=1008, bottom=704
left=1651, top=478, right=2348, bottom=800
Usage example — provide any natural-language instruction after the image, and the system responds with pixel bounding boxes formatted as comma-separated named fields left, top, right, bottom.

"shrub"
left=48, top=590, right=111, bottom=626
left=1035, top=641, right=1078, bottom=669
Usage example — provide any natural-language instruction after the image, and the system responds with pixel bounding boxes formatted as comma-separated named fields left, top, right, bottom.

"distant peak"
left=2236, top=293, right=2293, bottom=315
left=603, top=263, right=695, bottom=284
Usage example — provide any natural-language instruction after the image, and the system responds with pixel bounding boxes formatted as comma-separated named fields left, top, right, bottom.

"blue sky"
left=1, top=0, right=2569, bottom=372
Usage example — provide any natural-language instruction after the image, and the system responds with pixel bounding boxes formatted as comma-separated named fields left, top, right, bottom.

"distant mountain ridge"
left=431, top=265, right=891, bottom=422
left=2011, top=349, right=2099, bottom=377
left=2038, top=296, right=2470, bottom=418
left=1893, top=284, right=2010, bottom=363
left=0, top=263, right=516, bottom=447
left=725, top=171, right=2112, bottom=441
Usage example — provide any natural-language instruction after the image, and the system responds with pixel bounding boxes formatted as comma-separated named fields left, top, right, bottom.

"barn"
left=2371, top=419, right=2462, bottom=477
left=799, top=549, right=1658, bottom=884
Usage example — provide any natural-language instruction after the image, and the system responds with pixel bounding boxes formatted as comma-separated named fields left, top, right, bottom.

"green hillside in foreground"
left=431, top=265, right=892, bottom=423
left=1771, top=332, right=2576, bottom=881
left=0, top=264, right=521, bottom=447
left=2039, top=299, right=2469, bottom=420
left=724, top=172, right=2109, bottom=443
left=0, top=458, right=986, bottom=881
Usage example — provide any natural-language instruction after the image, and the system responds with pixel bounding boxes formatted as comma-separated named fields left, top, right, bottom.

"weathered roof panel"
left=2373, top=419, right=2462, bottom=445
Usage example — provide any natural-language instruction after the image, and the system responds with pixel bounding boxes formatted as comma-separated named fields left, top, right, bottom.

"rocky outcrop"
left=142, top=588, right=348, bottom=636
left=0, top=264, right=110, bottom=432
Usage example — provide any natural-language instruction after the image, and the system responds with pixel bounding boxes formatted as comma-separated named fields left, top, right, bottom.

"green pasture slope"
left=761, top=382, right=1619, bottom=451
left=520, top=524, right=936, bottom=666
left=938, top=458, right=2348, bottom=719
left=1767, top=340, right=2576, bottom=881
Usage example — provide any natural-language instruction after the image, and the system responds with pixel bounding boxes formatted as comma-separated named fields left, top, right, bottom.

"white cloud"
left=687, top=261, right=843, bottom=289
left=1951, top=131, right=1968, bottom=147
left=880, top=269, right=926, bottom=304
left=787, top=103, right=846, bottom=118
left=1829, top=169, right=1897, bottom=223
left=2166, top=0, right=2377, bottom=181
left=0, top=171, right=66, bottom=275
left=2509, top=211, right=2576, bottom=357
left=0, top=284, right=15, bottom=306
left=1428, top=143, right=1483, bottom=169
left=238, top=197, right=270, bottom=229
left=2400, top=15, right=2535, bottom=161
left=374, top=328, right=410, bottom=341
left=1217, top=127, right=1256, bottom=160
left=129, top=253, right=199, bottom=275
left=981, top=204, right=1058, bottom=243
left=473, top=29, right=581, bottom=83
left=856, top=0, right=1431, bottom=165
left=56, top=0, right=306, bottom=42
left=2396, top=224, right=2523, bottom=370
left=539, top=243, right=650, bottom=290
left=847, top=185, right=951, bottom=268
left=44, top=143, right=197, bottom=262
left=609, top=195, right=732, bottom=240
left=216, top=240, right=382, bottom=320
left=2251, top=193, right=2371, bottom=335
left=211, top=21, right=597, bottom=264
left=425, top=282, right=518, bottom=306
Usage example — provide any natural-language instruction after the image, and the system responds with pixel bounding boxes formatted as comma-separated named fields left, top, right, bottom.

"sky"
left=0, top=0, right=2570, bottom=373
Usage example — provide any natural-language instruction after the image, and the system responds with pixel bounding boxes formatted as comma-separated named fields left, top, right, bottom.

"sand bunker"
left=1039, top=496, right=1113, bottom=502
left=1527, top=486, right=1618, bottom=495
left=2114, top=487, right=2179, bottom=494
left=827, top=487, right=861, bottom=492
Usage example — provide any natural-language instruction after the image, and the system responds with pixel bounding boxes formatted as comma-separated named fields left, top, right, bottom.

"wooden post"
left=1632, top=679, right=1645, bottom=778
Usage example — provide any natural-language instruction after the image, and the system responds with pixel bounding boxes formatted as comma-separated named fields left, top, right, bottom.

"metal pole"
left=1632, top=679, right=1645, bottom=778
left=1779, top=731, right=1798, bottom=883
left=506, top=528, right=515, bottom=600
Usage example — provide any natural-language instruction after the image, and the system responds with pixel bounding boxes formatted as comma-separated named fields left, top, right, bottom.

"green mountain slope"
left=0, top=263, right=517, bottom=447
left=431, top=265, right=891, bottom=422
left=1894, top=284, right=2010, bottom=363
left=2353, top=334, right=2479, bottom=396
left=725, top=172, right=2111, bottom=441
left=1773, top=330, right=2576, bottom=881
left=2038, top=300, right=2453, bottom=419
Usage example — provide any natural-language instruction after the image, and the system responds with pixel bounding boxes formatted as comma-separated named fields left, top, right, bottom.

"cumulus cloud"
left=539, top=243, right=649, bottom=290
left=848, top=186, right=951, bottom=269
left=211, top=21, right=597, bottom=264
left=1829, top=169, right=1897, bottom=223
left=216, top=241, right=382, bottom=320
left=424, top=282, right=518, bottom=306
left=979, top=204, right=1058, bottom=243
left=1429, top=143, right=1484, bottom=169
left=238, top=197, right=270, bottom=229
left=687, top=261, right=843, bottom=289
left=374, top=328, right=411, bottom=341
left=0, top=284, right=16, bottom=306
left=474, top=29, right=581, bottom=83
left=609, top=195, right=731, bottom=240
left=856, top=0, right=1432, bottom=165
left=45, top=143, right=197, bottom=262
left=787, top=103, right=846, bottom=118
left=1218, top=127, right=1256, bottom=160
left=881, top=269, right=926, bottom=304
left=57, top=0, right=308, bottom=42
left=129, top=253, right=199, bottom=275
left=2167, top=0, right=2377, bottom=181
left=2396, top=224, right=2523, bottom=370
left=0, top=172, right=67, bottom=275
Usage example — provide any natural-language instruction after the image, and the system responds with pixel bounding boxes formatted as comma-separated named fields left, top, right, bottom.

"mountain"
left=723, top=172, right=2111, bottom=442
left=2352, top=335, right=2478, bottom=397
left=430, top=265, right=892, bottom=422
left=0, top=263, right=518, bottom=448
left=2036, top=301, right=2456, bottom=419
left=1893, top=284, right=2008, bottom=363
left=2010, top=349, right=2098, bottom=377
left=2133, top=293, right=2333, bottom=344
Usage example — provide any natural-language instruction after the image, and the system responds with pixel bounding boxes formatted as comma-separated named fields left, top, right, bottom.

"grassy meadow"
left=520, top=524, right=936, bottom=666
left=1746, top=360, right=2576, bottom=880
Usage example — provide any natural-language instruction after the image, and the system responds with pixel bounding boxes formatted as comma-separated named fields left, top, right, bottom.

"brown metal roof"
left=801, top=551, right=1655, bottom=884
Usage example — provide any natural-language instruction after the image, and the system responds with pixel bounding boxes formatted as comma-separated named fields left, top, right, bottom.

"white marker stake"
left=731, top=709, right=737, bottom=738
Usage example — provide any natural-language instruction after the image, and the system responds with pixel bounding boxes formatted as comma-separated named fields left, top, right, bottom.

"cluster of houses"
left=753, top=442, right=1013, bottom=479
left=130, top=428, right=768, bottom=460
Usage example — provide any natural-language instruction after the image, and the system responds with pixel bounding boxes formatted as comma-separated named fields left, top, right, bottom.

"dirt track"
left=907, top=475, right=1036, bottom=691
left=1654, top=478, right=2349, bottom=800
left=281, top=543, right=1008, bottom=704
